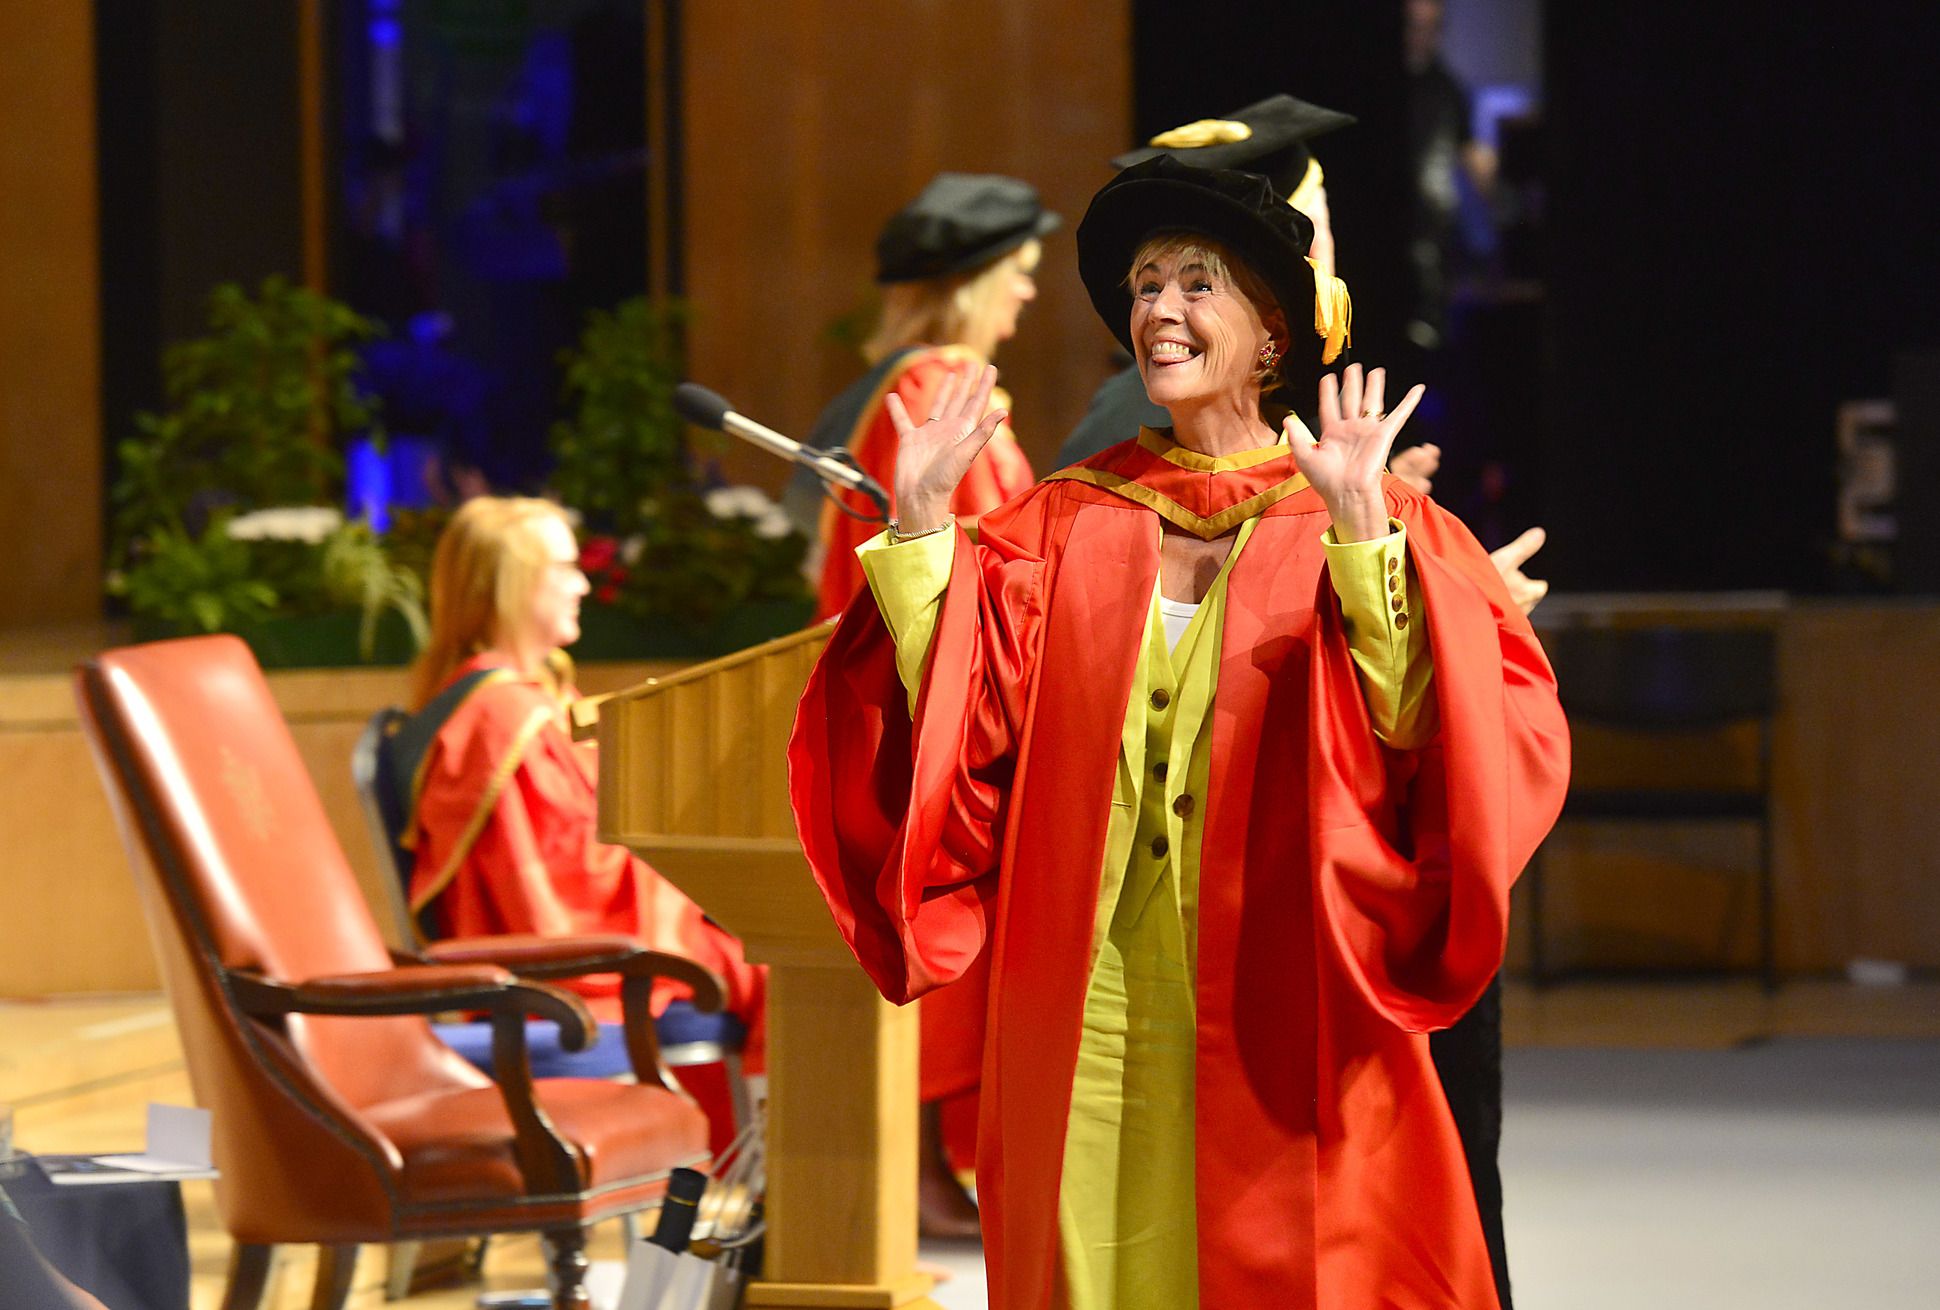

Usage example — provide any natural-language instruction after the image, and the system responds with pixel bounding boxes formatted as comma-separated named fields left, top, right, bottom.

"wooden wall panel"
left=0, top=1, right=102, bottom=624
left=680, top=0, right=1132, bottom=489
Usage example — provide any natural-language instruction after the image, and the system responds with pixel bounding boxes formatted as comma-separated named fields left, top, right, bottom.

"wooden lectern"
left=585, top=625, right=944, bottom=1309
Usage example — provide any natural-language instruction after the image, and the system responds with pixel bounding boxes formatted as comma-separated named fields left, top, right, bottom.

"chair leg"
left=543, top=1227, right=591, bottom=1310
left=385, top=1240, right=419, bottom=1301
left=223, top=1243, right=274, bottom=1310
left=311, top=1245, right=358, bottom=1310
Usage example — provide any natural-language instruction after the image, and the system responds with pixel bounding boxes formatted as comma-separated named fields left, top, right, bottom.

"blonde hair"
left=864, top=238, right=1041, bottom=364
left=1126, top=233, right=1288, bottom=388
left=408, top=496, right=572, bottom=710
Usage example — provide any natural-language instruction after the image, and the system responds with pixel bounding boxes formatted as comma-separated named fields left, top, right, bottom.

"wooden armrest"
left=418, top=936, right=728, bottom=1092
left=228, top=966, right=596, bottom=1050
left=422, top=935, right=726, bottom=1012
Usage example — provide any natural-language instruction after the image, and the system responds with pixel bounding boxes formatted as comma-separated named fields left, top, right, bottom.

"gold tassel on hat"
left=1307, top=259, right=1351, bottom=364
left=1147, top=118, right=1254, bottom=150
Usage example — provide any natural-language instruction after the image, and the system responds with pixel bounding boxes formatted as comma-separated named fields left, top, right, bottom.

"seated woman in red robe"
left=401, top=496, right=767, bottom=1068
left=791, top=158, right=1570, bottom=1307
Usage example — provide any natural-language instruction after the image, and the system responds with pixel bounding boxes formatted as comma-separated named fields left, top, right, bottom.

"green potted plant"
left=108, top=277, right=427, bottom=666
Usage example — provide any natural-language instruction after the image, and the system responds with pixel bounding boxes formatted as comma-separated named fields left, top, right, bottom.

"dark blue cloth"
left=432, top=1002, right=746, bottom=1079
left=1, top=1156, right=189, bottom=1310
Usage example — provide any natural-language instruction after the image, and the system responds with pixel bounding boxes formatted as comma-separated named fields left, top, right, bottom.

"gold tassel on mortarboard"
left=1307, top=259, right=1351, bottom=364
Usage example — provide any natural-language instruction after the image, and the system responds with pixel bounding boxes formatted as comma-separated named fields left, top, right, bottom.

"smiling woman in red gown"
left=791, top=158, right=1569, bottom=1308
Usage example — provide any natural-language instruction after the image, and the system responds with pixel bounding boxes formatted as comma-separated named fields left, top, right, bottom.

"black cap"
left=874, top=173, right=1062, bottom=285
left=1112, top=95, right=1355, bottom=198
left=1077, top=156, right=1324, bottom=394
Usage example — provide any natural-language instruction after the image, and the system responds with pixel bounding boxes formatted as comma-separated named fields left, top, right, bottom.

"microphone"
left=645, top=1165, right=707, bottom=1252
left=674, top=382, right=889, bottom=519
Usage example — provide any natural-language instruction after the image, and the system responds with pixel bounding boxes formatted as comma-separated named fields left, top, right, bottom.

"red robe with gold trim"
left=788, top=438, right=1569, bottom=1307
left=814, top=345, right=1035, bottom=624
left=410, top=655, right=768, bottom=1062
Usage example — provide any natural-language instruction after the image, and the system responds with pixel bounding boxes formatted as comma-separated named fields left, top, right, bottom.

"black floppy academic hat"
left=874, top=173, right=1062, bottom=285
left=1111, top=95, right=1355, bottom=198
left=1076, top=155, right=1318, bottom=359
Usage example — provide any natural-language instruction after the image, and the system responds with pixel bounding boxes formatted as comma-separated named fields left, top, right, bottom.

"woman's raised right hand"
left=884, top=364, right=1007, bottom=535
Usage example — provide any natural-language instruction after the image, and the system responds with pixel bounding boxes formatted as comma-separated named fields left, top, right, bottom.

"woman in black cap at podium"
left=792, top=172, right=1058, bottom=623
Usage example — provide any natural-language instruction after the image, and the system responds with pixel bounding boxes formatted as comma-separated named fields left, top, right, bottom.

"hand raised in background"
left=1491, top=526, right=1549, bottom=615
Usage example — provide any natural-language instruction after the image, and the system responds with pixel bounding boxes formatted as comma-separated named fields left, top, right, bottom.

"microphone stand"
left=674, top=382, right=890, bottom=523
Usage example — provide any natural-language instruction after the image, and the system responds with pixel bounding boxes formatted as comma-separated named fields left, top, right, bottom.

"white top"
left=1157, top=596, right=1200, bottom=653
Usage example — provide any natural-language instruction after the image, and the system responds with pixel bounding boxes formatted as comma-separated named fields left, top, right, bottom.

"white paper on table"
left=94, top=1103, right=214, bottom=1174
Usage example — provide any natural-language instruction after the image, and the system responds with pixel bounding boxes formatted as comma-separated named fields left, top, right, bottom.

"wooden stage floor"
left=5, top=979, right=1936, bottom=1309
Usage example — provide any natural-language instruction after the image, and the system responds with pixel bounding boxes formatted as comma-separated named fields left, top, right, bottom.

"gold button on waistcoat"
left=1391, top=594, right=1405, bottom=612
left=1150, top=688, right=1171, bottom=710
left=1150, top=834, right=1169, bottom=858
left=1396, top=612, right=1410, bottom=629
left=1387, top=555, right=1400, bottom=574
left=1172, top=794, right=1195, bottom=818
left=1153, top=760, right=1168, bottom=782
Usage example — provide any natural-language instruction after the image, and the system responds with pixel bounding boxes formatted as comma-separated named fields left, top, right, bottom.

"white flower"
left=701, top=485, right=796, bottom=539
left=703, top=485, right=776, bottom=520
left=224, top=506, right=344, bottom=544
left=620, top=534, right=646, bottom=566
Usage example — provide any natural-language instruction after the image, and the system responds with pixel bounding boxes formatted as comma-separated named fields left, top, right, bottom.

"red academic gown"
left=789, top=438, right=1570, bottom=1308
left=815, top=344, right=1036, bottom=624
left=409, top=655, right=768, bottom=1067
left=813, top=344, right=1035, bottom=1110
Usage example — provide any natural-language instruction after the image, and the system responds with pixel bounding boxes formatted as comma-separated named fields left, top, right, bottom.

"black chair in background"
left=1527, top=625, right=1779, bottom=992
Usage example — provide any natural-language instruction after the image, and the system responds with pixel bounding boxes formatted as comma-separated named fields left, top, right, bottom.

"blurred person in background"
left=789, top=173, right=1058, bottom=623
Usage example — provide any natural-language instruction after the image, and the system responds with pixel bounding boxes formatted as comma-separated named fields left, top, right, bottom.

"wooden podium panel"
left=588, top=624, right=941, bottom=1308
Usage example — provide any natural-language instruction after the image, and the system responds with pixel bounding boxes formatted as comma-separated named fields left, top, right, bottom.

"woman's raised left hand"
left=1287, top=363, right=1425, bottom=543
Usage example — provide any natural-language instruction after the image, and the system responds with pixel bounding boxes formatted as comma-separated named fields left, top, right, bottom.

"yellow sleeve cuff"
left=1322, top=520, right=1436, bottom=747
left=857, top=527, right=956, bottom=714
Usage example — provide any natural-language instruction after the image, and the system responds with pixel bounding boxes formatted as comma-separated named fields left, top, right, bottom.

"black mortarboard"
left=873, top=173, right=1062, bottom=285
left=1111, top=94, right=1355, bottom=198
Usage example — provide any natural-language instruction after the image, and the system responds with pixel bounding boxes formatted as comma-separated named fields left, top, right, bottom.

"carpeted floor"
left=1500, top=1037, right=1940, bottom=1309
left=924, top=1037, right=1940, bottom=1309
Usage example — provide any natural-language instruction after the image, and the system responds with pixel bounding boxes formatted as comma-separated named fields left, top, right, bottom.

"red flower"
left=594, top=582, right=621, bottom=605
left=579, top=536, right=620, bottom=574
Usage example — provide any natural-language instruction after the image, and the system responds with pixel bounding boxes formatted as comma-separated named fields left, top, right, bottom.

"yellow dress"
left=860, top=498, right=1429, bottom=1309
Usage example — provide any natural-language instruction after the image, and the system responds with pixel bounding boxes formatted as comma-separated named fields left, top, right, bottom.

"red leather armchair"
left=75, top=636, right=715, bottom=1310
